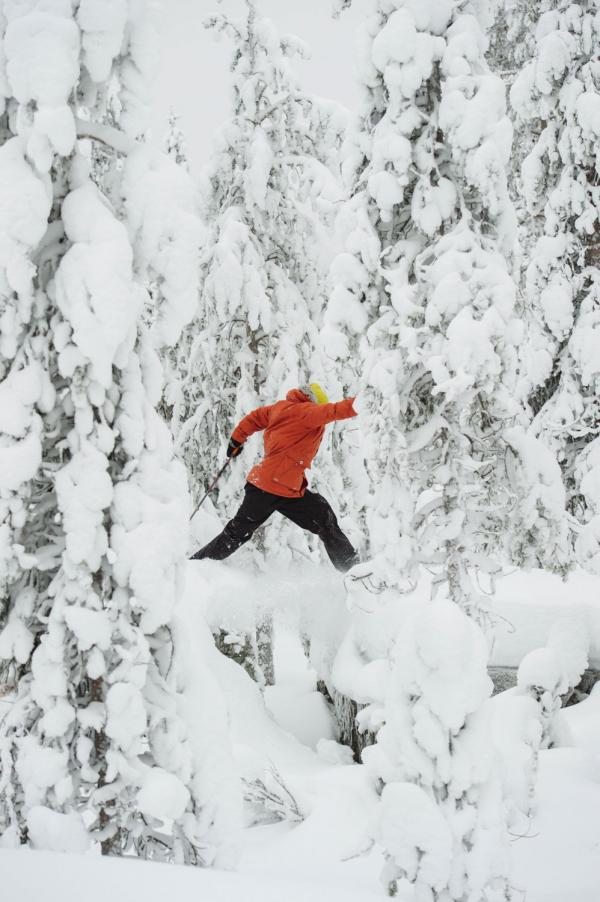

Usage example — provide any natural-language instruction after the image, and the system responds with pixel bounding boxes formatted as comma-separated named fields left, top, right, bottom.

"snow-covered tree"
left=171, top=3, right=349, bottom=691
left=0, top=0, right=236, bottom=862
left=172, top=1, right=344, bottom=565
left=510, top=3, right=600, bottom=571
left=327, top=0, right=521, bottom=613
left=481, top=2, right=575, bottom=575
left=325, top=1, right=521, bottom=894
left=365, top=599, right=509, bottom=900
left=486, top=0, right=543, bottom=325
left=164, top=109, right=189, bottom=171
left=124, top=141, right=203, bottom=432
left=487, top=0, right=540, bottom=80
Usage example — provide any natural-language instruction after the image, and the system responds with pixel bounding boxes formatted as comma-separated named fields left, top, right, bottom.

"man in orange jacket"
left=191, top=385, right=360, bottom=571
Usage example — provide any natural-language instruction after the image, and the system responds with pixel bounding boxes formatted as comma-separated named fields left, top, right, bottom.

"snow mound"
left=27, top=806, right=89, bottom=854
left=138, top=768, right=191, bottom=821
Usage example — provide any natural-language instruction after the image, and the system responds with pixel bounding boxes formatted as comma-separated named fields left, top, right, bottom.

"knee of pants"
left=317, top=505, right=337, bottom=533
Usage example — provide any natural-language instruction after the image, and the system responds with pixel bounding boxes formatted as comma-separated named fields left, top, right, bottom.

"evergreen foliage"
left=510, top=2, right=600, bottom=571
left=0, top=0, right=229, bottom=862
left=327, top=0, right=521, bottom=610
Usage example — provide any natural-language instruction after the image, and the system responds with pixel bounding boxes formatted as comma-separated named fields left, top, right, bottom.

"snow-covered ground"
left=4, top=561, right=600, bottom=901
left=3, top=745, right=600, bottom=902
left=1, top=845, right=383, bottom=902
left=511, top=747, right=600, bottom=902
left=4, top=745, right=600, bottom=902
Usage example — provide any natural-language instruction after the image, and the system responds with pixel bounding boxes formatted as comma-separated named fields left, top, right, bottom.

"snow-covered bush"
left=0, top=0, right=237, bottom=862
left=364, top=598, right=509, bottom=900
left=517, top=619, right=589, bottom=750
left=490, top=617, right=589, bottom=828
left=243, top=763, right=305, bottom=825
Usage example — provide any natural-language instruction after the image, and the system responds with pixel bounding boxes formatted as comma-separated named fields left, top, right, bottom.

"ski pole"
left=190, top=458, right=231, bottom=520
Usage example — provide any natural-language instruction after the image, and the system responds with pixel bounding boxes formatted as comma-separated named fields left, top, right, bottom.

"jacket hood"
left=286, top=388, right=310, bottom=403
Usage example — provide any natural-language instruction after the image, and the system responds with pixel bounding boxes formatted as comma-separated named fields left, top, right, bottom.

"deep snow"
left=3, top=560, right=600, bottom=900
left=3, top=745, right=600, bottom=902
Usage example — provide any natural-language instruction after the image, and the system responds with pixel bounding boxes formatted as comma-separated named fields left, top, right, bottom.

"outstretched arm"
left=231, top=405, right=273, bottom=444
left=300, top=398, right=357, bottom=428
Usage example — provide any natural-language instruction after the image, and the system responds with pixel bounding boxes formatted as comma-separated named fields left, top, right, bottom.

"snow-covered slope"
left=511, top=748, right=600, bottom=902
left=3, top=720, right=600, bottom=902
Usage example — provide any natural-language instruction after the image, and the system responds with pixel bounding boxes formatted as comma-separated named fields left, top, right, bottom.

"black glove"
left=226, top=438, right=244, bottom=459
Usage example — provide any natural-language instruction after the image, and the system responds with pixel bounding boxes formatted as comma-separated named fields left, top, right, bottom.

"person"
left=191, top=384, right=360, bottom=571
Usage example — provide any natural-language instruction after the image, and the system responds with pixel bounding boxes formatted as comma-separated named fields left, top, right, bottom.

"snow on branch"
left=332, top=0, right=352, bottom=18
left=243, top=763, right=305, bottom=824
left=75, top=119, right=135, bottom=155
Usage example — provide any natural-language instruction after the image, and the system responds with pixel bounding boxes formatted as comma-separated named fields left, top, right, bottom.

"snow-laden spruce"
left=172, top=1, right=346, bottom=566
left=511, top=2, right=600, bottom=571
left=327, top=1, right=520, bottom=897
left=0, top=0, right=238, bottom=863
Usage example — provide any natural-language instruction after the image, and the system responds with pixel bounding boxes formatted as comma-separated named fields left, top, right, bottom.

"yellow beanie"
left=309, top=382, right=329, bottom=405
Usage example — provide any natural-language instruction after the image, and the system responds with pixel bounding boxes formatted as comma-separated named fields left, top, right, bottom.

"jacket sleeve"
left=231, top=405, right=273, bottom=443
left=300, top=398, right=357, bottom=428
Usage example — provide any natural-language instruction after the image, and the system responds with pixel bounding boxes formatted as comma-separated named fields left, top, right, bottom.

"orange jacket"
left=231, top=389, right=357, bottom=498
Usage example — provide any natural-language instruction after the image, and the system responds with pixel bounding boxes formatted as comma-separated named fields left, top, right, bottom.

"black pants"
left=193, top=484, right=359, bottom=572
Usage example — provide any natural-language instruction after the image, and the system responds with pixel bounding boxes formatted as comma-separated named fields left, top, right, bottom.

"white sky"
left=152, top=0, right=368, bottom=174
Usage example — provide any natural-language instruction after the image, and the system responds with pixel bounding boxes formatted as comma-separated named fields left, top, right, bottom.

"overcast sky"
left=152, top=0, right=368, bottom=174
